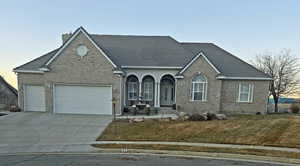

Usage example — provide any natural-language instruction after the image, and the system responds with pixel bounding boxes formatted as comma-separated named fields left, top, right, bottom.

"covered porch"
left=124, top=73, right=176, bottom=108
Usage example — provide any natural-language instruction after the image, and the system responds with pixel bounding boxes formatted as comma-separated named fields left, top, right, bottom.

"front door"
left=160, top=84, right=174, bottom=106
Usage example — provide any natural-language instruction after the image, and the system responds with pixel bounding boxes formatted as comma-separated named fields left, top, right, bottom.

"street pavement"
left=0, top=154, right=290, bottom=166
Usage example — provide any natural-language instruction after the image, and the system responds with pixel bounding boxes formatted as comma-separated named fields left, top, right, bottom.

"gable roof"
left=180, top=43, right=271, bottom=79
left=0, top=76, right=18, bottom=96
left=45, top=27, right=117, bottom=68
left=14, top=27, right=271, bottom=79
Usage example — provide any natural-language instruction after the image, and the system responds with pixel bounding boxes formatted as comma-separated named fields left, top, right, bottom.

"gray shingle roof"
left=14, top=49, right=59, bottom=71
left=14, top=31, right=270, bottom=79
left=180, top=43, right=271, bottom=78
left=91, top=35, right=194, bottom=67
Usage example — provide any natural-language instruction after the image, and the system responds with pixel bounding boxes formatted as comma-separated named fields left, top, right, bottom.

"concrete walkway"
left=93, top=141, right=300, bottom=153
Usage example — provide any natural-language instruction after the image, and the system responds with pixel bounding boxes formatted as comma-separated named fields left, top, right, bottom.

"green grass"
left=98, top=114, right=300, bottom=148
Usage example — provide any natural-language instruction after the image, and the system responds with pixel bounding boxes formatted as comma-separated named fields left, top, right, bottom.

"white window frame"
left=191, top=75, right=207, bottom=102
left=238, top=83, right=254, bottom=103
left=143, top=82, right=153, bottom=101
left=128, top=82, right=138, bottom=101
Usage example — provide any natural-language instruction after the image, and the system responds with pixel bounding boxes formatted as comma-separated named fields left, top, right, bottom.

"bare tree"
left=252, top=49, right=300, bottom=113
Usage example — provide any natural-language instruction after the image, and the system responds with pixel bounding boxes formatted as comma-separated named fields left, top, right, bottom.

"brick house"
left=13, top=27, right=271, bottom=115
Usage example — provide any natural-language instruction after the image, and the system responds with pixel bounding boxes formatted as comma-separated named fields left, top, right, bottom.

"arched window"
left=127, top=76, right=139, bottom=101
left=191, top=74, right=207, bottom=101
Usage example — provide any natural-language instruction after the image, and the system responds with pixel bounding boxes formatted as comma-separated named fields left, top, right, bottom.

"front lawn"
left=98, top=114, right=300, bottom=148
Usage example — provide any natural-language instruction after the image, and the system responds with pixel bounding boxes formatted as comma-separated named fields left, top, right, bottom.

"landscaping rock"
left=188, top=113, right=207, bottom=121
left=159, top=117, right=171, bottom=122
left=130, top=118, right=144, bottom=123
left=177, top=112, right=189, bottom=121
left=183, top=115, right=190, bottom=121
left=179, top=112, right=187, bottom=117
left=216, top=114, right=227, bottom=120
left=171, top=116, right=179, bottom=121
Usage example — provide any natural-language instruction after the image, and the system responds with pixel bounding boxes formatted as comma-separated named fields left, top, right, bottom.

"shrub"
left=123, top=107, right=130, bottom=113
left=172, top=104, right=176, bottom=110
left=188, top=113, right=207, bottom=121
left=206, top=113, right=218, bottom=120
left=9, top=105, right=21, bottom=112
left=290, top=104, right=300, bottom=114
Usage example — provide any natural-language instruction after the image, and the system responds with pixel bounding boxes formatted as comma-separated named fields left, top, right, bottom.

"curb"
left=92, top=141, right=300, bottom=153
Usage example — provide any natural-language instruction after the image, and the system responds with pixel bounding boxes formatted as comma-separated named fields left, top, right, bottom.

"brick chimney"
left=62, top=32, right=72, bottom=44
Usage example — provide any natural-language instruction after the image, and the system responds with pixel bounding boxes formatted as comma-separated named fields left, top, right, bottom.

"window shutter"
left=189, top=86, right=192, bottom=100
left=237, top=83, right=241, bottom=102
left=250, top=84, right=254, bottom=102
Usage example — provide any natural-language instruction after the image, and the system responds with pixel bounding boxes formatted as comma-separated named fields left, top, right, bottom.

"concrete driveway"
left=0, top=112, right=111, bottom=152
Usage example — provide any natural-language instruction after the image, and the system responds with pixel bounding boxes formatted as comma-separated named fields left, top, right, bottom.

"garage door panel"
left=25, top=85, right=45, bottom=112
left=54, top=85, right=112, bottom=115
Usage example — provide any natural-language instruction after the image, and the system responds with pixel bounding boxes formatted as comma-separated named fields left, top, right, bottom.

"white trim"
left=122, top=66, right=182, bottom=69
left=191, top=74, right=208, bottom=102
left=175, top=75, right=184, bottom=79
left=119, top=75, right=122, bottom=113
left=23, top=84, right=26, bottom=111
left=179, top=52, right=221, bottom=74
left=13, top=70, right=44, bottom=74
left=159, top=73, right=176, bottom=82
left=217, top=76, right=272, bottom=80
left=202, top=54, right=221, bottom=74
left=45, top=27, right=117, bottom=68
left=141, top=74, right=157, bottom=83
left=38, top=67, right=50, bottom=72
left=113, top=70, right=124, bottom=74
left=53, top=84, right=56, bottom=113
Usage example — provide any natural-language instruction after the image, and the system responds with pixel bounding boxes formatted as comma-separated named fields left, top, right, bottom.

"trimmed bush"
left=188, top=113, right=207, bottom=121
left=290, top=104, right=300, bottom=114
left=206, top=113, right=218, bottom=120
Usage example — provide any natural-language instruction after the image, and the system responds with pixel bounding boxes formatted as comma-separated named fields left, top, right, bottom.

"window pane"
left=240, top=93, right=249, bottom=102
left=241, top=84, right=250, bottom=93
left=199, top=83, right=204, bottom=91
left=194, top=92, right=203, bottom=101
left=128, top=82, right=138, bottom=100
left=144, top=82, right=153, bottom=100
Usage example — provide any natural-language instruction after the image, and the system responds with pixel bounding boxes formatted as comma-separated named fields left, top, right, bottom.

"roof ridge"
left=91, top=34, right=171, bottom=38
left=209, top=43, right=270, bottom=77
left=180, top=42, right=214, bottom=44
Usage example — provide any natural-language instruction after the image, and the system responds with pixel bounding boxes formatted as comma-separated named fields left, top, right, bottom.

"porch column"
left=154, top=82, right=158, bottom=107
left=157, top=82, right=160, bottom=107
left=139, top=81, right=142, bottom=98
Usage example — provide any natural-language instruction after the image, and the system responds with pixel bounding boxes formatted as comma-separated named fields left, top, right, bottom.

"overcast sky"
left=1, top=0, right=300, bottom=87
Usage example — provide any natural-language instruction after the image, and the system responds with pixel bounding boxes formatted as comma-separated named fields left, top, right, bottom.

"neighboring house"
left=13, top=27, right=271, bottom=115
left=0, top=76, right=18, bottom=109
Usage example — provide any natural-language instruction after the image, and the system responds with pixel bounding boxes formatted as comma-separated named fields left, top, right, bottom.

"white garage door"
left=54, top=85, right=112, bottom=115
left=24, top=85, right=46, bottom=112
